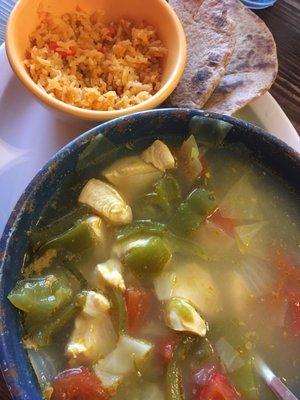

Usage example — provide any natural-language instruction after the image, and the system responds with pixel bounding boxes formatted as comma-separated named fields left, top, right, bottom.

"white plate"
left=0, top=43, right=299, bottom=235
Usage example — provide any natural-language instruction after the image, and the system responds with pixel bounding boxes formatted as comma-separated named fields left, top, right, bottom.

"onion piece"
left=93, top=335, right=153, bottom=390
left=237, top=256, right=277, bottom=297
left=229, top=255, right=278, bottom=315
left=215, top=338, right=245, bottom=373
left=219, top=175, right=264, bottom=221
left=177, top=135, right=203, bottom=183
left=154, top=262, right=221, bottom=319
left=235, top=222, right=266, bottom=254
left=27, top=347, right=63, bottom=389
left=102, top=155, right=162, bottom=203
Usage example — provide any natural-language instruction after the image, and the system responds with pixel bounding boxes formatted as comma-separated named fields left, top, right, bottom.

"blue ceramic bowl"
left=0, top=109, right=299, bottom=399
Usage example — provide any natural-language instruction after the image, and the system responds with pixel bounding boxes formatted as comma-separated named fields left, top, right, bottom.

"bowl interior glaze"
left=0, top=109, right=299, bottom=400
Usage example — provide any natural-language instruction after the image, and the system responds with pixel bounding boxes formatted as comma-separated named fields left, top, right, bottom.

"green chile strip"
left=30, top=207, right=89, bottom=250
left=167, top=358, right=184, bottom=400
left=154, top=174, right=182, bottom=205
left=111, top=288, right=128, bottom=334
left=31, top=302, right=77, bottom=347
left=116, top=220, right=167, bottom=241
left=62, top=262, right=88, bottom=289
left=40, top=219, right=97, bottom=254
left=167, top=335, right=198, bottom=400
left=171, top=188, right=216, bottom=234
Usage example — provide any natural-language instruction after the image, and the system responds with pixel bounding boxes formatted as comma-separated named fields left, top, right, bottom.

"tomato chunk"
left=51, top=367, right=109, bottom=400
left=195, top=372, right=241, bottom=400
left=125, top=287, right=153, bottom=334
left=208, top=209, right=236, bottom=237
left=156, top=335, right=177, bottom=364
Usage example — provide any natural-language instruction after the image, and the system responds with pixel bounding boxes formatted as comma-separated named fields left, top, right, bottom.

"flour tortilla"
left=204, top=0, right=278, bottom=114
left=168, top=0, right=236, bottom=108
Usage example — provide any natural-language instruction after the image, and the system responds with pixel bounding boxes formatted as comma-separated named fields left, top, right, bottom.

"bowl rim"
left=5, top=0, right=187, bottom=121
left=0, top=108, right=299, bottom=399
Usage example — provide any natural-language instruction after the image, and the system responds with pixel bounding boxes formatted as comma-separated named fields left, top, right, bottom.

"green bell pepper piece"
left=189, top=116, right=232, bottom=147
left=124, top=236, right=171, bottom=281
left=171, top=203, right=199, bottom=234
left=133, top=175, right=181, bottom=222
left=116, top=220, right=167, bottom=241
left=153, top=174, right=182, bottom=205
left=29, top=207, right=89, bottom=251
left=40, top=216, right=102, bottom=254
left=76, top=133, right=121, bottom=173
left=133, top=192, right=170, bottom=222
left=187, top=188, right=216, bottom=214
left=30, top=302, right=77, bottom=347
left=171, top=188, right=216, bottom=234
left=8, top=272, right=73, bottom=318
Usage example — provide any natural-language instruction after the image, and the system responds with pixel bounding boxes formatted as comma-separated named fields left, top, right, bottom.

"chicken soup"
left=8, top=116, right=299, bottom=400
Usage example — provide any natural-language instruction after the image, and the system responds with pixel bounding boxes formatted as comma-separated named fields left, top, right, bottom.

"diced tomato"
left=48, top=41, right=77, bottom=58
left=208, top=209, right=236, bottom=237
left=195, top=372, right=241, bottom=400
left=48, top=41, right=59, bottom=51
left=51, top=367, right=109, bottom=400
left=156, top=335, right=177, bottom=364
left=125, top=287, right=153, bottom=334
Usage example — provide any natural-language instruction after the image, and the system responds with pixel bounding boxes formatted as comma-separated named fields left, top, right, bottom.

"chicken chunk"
left=94, top=258, right=125, bottom=292
left=165, top=297, right=208, bottom=337
left=66, top=291, right=117, bottom=366
left=78, top=179, right=132, bottom=225
left=142, top=140, right=175, bottom=172
left=177, top=135, right=203, bottom=183
left=102, top=156, right=162, bottom=202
